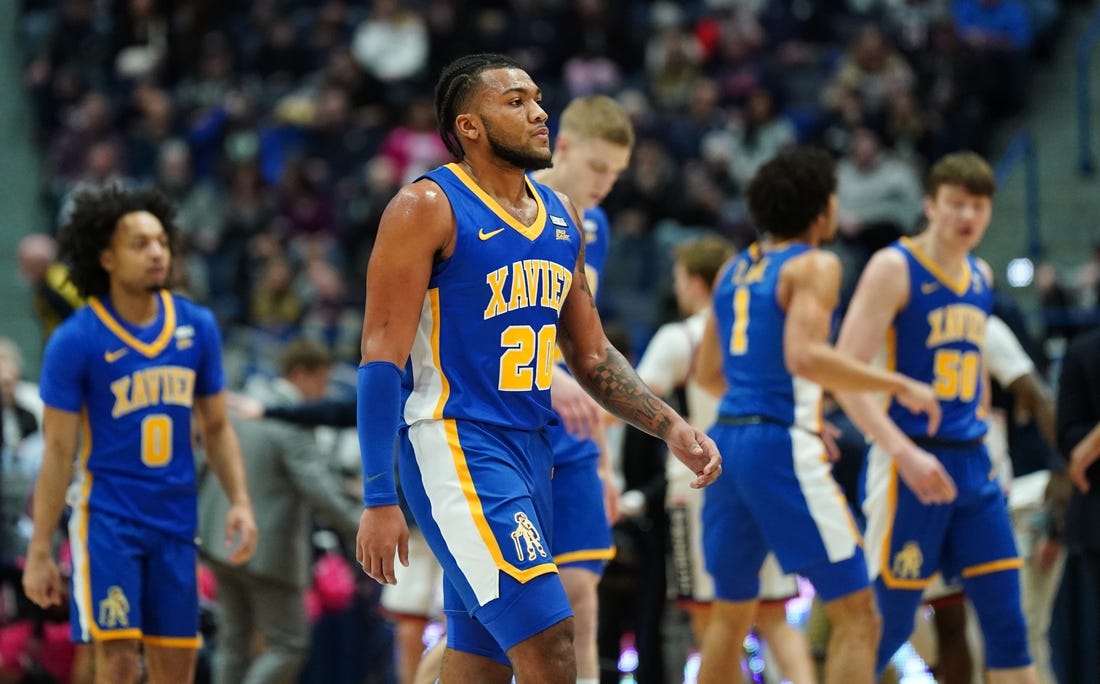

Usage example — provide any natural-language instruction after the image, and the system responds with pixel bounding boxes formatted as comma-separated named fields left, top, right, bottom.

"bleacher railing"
left=1077, top=4, right=1100, bottom=175
left=995, top=128, right=1043, bottom=260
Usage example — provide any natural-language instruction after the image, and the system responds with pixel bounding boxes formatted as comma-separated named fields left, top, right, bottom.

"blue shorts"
left=550, top=454, right=613, bottom=573
left=399, top=419, right=572, bottom=662
left=703, top=422, right=868, bottom=602
left=862, top=440, right=1021, bottom=590
left=69, top=508, right=200, bottom=646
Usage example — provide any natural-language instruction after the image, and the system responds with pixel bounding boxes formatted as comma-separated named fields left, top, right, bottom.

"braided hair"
left=435, top=53, right=522, bottom=159
left=59, top=185, right=179, bottom=298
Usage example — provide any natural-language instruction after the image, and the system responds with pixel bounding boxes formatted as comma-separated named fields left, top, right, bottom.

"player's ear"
left=455, top=113, right=480, bottom=145
left=99, top=248, right=115, bottom=273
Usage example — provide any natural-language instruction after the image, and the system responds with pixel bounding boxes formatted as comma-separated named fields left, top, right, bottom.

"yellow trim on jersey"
left=92, top=628, right=144, bottom=641
left=88, top=290, right=177, bottom=358
left=879, top=463, right=935, bottom=590
left=961, top=557, right=1023, bottom=578
left=554, top=548, right=617, bottom=566
left=900, top=237, right=972, bottom=296
left=428, top=289, right=451, bottom=420
left=446, top=163, right=547, bottom=241
left=76, top=411, right=99, bottom=637
left=444, top=419, right=558, bottom=583
left=143, top=634, right=203, bottom=648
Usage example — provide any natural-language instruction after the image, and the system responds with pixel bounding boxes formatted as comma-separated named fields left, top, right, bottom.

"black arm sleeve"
left=264, top=399, right=357, bottom=429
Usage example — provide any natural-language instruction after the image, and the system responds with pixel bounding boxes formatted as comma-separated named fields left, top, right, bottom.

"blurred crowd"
left=14, top=0, right=1078, bottom=366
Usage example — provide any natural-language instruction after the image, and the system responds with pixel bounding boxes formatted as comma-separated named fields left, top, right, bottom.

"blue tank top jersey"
left=581, top=206, right=610, bottom=297
left=887, top=237, right=992, bottom=441
left=549, top=205, right=610, bottom=467
left=403, top=163, right=582, bottom=430
left=713, top=241, right=823, bottom=432
left=39, top=291, right=225, bottom=540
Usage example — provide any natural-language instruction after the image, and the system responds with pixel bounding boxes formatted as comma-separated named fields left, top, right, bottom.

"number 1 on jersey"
left=730, top=286, right=750, bottom=355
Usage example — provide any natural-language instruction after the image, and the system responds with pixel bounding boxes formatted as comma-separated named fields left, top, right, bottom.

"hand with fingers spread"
left=356, top=505, right=409, bottom=585
left=665, top=421, right=722, bottom=489
left=894, top=442, right=957, bottom=505
left=894, top=379, right=942, bottom=435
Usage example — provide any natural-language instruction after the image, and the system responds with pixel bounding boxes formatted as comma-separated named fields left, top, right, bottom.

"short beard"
left=484, top=120, right=552, bottom=171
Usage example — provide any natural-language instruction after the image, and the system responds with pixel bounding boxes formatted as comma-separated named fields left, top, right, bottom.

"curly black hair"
left=435, top=53, right=522, bottom=159
left=58, top=185, right=179, bottom=298
left=747, top=147, right=836, bottom=240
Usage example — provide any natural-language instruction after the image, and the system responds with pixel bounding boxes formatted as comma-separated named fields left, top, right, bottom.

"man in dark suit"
left=199, top=339, right=361, bottom=684
left=1055, top=326, right=1100, bottom=683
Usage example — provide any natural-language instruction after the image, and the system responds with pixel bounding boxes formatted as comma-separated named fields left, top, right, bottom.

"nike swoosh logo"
left=920, top=282, right=939, bottom=294
left=478, top=227, right=506, bottom=241
left=364, top=472, right=387, bottom=483
left=104, top=348, right=129, bottom=363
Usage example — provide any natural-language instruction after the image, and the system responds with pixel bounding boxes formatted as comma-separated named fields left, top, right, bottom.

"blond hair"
left=558, top=95, right=635, bottom=148
left=674, top=236, right=734, bottom=287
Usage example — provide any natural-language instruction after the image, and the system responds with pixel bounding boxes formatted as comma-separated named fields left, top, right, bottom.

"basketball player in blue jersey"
left=693, top=147, right=940, bottom=684
left=835, top=152, right=1040, bottom=684
left=22, top=187, right=257, bottom=684
left=353, top=53, right=721, bottom=684
left=530, top=94, right=632, bottom=684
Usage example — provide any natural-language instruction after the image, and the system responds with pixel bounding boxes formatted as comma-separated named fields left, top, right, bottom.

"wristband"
left=357, top=361, right=402, bottom=507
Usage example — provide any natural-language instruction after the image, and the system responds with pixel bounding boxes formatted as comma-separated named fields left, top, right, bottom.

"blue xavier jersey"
left=39, top=290, right=225, bottom=540
left=550, top=205, right=610, bottom=467
left=713, top=241, right=823, bottom=432
left=581, top=206, right=610, bottom=297
left=887, top=237, right=992, bottom=441
left=402, top=163, right=582, bottom=430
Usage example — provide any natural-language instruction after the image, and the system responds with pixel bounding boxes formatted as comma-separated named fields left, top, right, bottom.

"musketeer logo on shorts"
left=892, top=541, right=924, bottom=580
left=99, top=586, right=131, bottom=628
left=510, top=512, right=547, bottom=562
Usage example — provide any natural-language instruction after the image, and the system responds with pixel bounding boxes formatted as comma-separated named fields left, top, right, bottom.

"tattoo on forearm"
left=579, top=275, right=597, bottom=309
left=585, top=346, right=672, bottom=438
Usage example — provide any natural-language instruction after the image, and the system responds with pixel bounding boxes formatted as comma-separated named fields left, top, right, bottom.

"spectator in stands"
left=836, top=126, right=924, bottom=245
left=822, top=23, right=916, bottom=124
left=16, top=233, right=83, bottom=346
left=378, top=96, right=452, bottom=186
left=351, top=0, right=429, bottom=107
left=46, top=90, right=127, bottom=184
left=249, top=255, right=303, bottom=338
left=645, top=2, right=705, bottom=111
left=953, top=0, right=1033, bottom=117
left=126, top=86, right=179, bottom=184
left=702, top=84, right=796, bottom=192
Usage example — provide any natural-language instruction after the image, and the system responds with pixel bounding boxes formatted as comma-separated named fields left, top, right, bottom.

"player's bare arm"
left=196, top=392, right=257, bottom=565
left=834, top=249, right=956, bottom=505
left=356, top=181, right=454, bottom=585
left=694, top=307, right=727, bottom=398
left=360, top=182, right=455, bottom=367
left=782, top=250, right=940, bottom=427
left=23, top=406, right=79, bottom=608
left=555, top=198, right=720, bottom=488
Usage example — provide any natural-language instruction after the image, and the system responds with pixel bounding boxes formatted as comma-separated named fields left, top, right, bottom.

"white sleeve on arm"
left=984, top=315, right=1034, bottom=388
left=636, top=322, right=693, bottom=396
